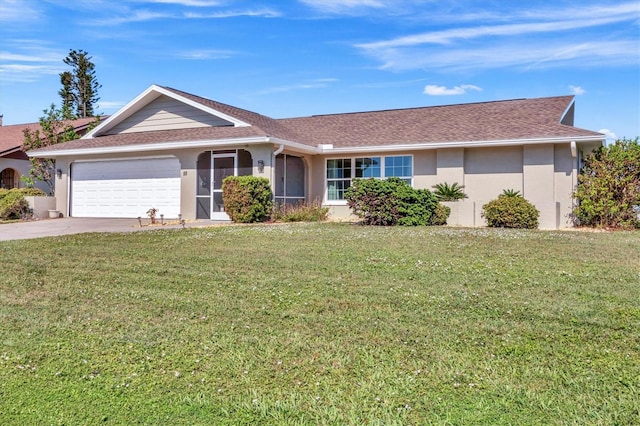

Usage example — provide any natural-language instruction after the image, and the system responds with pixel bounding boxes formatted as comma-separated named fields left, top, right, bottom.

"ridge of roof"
left=160, top=86, right=305, bottom=141
left=284, top=95, right=574, bottom=120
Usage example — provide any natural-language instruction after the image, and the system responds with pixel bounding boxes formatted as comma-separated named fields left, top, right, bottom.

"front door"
left=211, top=154, right=236, bottom=220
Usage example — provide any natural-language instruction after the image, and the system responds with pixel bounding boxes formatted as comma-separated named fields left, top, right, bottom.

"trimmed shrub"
left=272, top=199, right=329, bottom=222
left=222, top=176, right=272, bottom=223
left=345, top=178, right=400, bottom=225
left=0, top=189, right=32, bottom=220
left=482, top=195, right=539, bottom=229
left=345, top=177, right=439, bottom=226
left=430, top=203, right=451, bottom=225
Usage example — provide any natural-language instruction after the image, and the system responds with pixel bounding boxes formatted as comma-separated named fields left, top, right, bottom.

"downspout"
left=570, top=141, right=578, bottom=221
left=271, top=144, right=285, bottom=200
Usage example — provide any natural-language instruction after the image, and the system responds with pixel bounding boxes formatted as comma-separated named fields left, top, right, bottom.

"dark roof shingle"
left=29, top=89, right=604, bottom=154
left=1, top=117, right=98, bottom=156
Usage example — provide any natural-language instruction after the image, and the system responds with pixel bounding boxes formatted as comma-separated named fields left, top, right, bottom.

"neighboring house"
left=0, top=116, right=98, bottom=193
left=29, top=84, right=604, bottom=228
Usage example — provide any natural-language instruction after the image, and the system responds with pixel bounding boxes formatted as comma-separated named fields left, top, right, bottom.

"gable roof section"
left=29, top=86, right=604, bottom=157
left=86, top=85, right=251, bottom=137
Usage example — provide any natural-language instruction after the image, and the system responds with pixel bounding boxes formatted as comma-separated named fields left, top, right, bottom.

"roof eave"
left=29, top=136, right=270, bottom=158
left=319, top=135, right=605, bottom=154
left=28, top=136, right=321, bottom=158
left=0, top=146, right=24, bottom=157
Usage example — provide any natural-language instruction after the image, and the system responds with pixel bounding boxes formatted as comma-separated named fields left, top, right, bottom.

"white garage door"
left=71, top=158, right=181, bottom=218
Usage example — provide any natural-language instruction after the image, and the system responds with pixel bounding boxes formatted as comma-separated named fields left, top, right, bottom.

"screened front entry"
left=275, top=154, right=305, bottom=205
left=196, top=149, right=252, bottom=219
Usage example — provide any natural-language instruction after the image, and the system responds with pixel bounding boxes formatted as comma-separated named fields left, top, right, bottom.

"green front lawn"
left=1, top=224, right=638, bottom=424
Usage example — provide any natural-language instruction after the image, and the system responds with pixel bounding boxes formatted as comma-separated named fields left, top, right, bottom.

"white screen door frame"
left=211, top=153, right=237, bottom=220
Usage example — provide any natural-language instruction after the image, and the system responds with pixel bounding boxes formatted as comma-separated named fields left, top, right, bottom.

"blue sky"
left=1, top=0, right=639, bottom=141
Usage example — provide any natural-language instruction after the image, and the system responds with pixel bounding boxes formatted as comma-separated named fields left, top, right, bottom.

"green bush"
left=0, top=189, right=32, bottom=220
left=482, top=195, right=539, bottom=229
left=573, top=137, right=640, bottom=229
left=345, top=177, right=439, bottom=226
left=430, top=203, right=451, bottom=225
left=272, top=199, right=329, bottom=222
left=222, top=176, right=273, bottom=223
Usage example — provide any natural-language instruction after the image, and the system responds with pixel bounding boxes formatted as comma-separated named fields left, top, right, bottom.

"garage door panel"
left=71, top=158, right=181, bottom=218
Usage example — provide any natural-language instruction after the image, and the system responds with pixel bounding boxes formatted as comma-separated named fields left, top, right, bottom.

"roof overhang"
left=29, top=134, right=604, bottom=159
left=28, top=136, right=319, bottom=158
left=319, top=135, right=605, bottom=154
left=0, top=146, right=24, bottom=157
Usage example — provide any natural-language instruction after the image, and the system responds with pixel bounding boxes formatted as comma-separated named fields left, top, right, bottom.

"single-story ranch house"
left=29, top=84, right=604, bottom=228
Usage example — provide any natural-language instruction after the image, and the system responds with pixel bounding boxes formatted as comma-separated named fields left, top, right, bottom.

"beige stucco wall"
left=52, top=144, right=276, bottom=219
left=0, top=158, right=50, bottom=193
left=313, top=142, right=583, bottom=229
left=49, top=140, right=594, bottom=228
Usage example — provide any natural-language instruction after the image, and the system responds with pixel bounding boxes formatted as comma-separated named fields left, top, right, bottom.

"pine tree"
left=59, top=49, right=101, bottom=118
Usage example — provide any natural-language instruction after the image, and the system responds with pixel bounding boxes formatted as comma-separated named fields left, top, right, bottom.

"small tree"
left=572, top=138, right=640, bottom=229
left=22, top=105, right=79, bottom=195
left=59, top=49, right=101, bottom=118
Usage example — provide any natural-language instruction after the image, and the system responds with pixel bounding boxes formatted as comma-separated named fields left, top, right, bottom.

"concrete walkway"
left=0, top=217, right=223, bottom=241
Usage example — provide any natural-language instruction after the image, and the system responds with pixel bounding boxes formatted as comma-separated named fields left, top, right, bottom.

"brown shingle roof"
left=30, top=89, right=603, bottom=154
left=49, top=125, right=265, bottom=151
left=0, top=117, right=100, bottom=156
left=0, top=122, right=41, bottom=155
left=161, top=86, right=306, bottom=142
left=280, top=96, right=602, bottom=147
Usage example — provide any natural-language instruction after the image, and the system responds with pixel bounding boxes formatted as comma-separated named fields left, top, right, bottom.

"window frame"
left=324, top=154, right=414, bottom=204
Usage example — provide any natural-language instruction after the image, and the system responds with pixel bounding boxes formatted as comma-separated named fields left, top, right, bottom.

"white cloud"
left=299, top=0, right=387, bottom=14
left=90, top=6, right=280, bottom=25
left=424, top=84, right=482, bottom=96
left=0, top=42, right=66, bottom=83
left=184, top=8, right=281, bottom=18
left=570, top=85, right=586, bottom=95
left=364, top=40, right=638, bottom=72
left=0, top=0, right=43, bottom=24
left=598, top=128, right=618, bottom=143
left=355, top=2, right=640, bottom=72
left=148, top=0, right=222, bottom=6
left=358, top=2, right=639, bottom=49
left=176, top=49, right=236, bottom=60
left=90, top=10, right=171, bottom=25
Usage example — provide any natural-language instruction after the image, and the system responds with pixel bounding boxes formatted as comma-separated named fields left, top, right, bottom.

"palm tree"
left=500, top=189, right=523, bottom=198
left=432, top=182, right=468, bottom=201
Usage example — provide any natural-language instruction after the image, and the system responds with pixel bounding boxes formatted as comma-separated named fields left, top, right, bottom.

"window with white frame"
left=326, top=155, right=412, bottom=201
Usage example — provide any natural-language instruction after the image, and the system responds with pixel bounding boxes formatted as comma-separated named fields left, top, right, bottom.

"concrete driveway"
left=0, top=217, right=220, bottom=241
